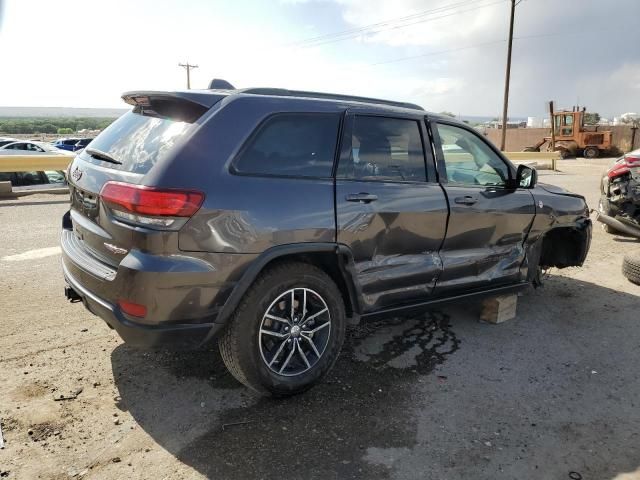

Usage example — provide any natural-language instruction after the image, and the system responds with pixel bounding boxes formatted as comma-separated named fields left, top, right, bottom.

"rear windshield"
left=78, top=111, right=191, bottom=174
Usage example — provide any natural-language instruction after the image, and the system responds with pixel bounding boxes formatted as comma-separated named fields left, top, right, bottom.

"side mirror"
left=515, top=164, right=537, bottom=189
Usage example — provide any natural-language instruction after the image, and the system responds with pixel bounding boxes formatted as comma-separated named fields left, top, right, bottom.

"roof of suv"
left=122, top=86, right=430, bottom=116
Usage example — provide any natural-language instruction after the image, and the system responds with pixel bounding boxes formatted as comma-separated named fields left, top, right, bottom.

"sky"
left=0, top=0, right=638, bottom=118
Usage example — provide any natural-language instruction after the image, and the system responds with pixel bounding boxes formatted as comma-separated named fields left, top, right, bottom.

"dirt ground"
left=1, top=158, right=639, bottom=480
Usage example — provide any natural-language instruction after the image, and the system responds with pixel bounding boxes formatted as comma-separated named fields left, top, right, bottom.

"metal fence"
left=0, top=151, right=560, bottom=175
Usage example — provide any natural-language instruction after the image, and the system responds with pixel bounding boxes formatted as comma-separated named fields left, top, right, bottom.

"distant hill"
left=0, top=106, right=128, bottom=118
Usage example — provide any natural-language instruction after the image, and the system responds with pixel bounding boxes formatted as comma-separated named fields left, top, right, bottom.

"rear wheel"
left=584, top=146, right=600, bottom=159
left=219, top=262, right=346, bottom=396
left=622, top=251, right=640, bottom=285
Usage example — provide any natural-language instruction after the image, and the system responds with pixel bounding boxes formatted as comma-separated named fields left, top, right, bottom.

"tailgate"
left=65, top=92, right=217, bottom=267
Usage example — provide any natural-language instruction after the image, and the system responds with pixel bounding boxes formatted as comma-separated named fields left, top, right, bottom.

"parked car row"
left=0, top=139, right=73, bottom=155
left=52, top=137, right=94, bottom=152
left=0, top=137, right=93, bottom=153
left=0, top=137, right=84, bottom=189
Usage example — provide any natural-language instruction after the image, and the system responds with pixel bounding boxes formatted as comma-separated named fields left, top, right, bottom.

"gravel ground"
left=1, top=159, right=639, bottom=480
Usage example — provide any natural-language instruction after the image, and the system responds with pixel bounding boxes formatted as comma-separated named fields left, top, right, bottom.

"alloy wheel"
left=258, top=287, right=332, bottom=377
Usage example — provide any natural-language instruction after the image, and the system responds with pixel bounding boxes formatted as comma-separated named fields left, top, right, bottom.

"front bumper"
left=62, top=261, right=225, bottom=349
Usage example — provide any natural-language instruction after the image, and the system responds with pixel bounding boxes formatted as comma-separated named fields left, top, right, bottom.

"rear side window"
left=78, top=111, right=191, bottom=174
left=337, top=116, right=426, bottom=182
left=233, top=113, right=340, bottom=178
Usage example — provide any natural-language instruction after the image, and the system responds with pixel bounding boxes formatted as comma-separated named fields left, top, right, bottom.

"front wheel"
left=219, top=262, right=346, bottom=396
left=584, top=146, right=600, bottom=159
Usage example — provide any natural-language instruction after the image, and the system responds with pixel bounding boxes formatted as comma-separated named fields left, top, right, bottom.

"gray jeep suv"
left=61, top=83, right=591, bottom=396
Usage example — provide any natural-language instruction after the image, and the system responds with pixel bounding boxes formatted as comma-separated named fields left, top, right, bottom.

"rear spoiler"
left=121, top=90, right=227, bottom=122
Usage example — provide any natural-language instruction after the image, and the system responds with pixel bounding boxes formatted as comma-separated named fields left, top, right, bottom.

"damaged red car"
left=598, top=148, right=640, bottom=283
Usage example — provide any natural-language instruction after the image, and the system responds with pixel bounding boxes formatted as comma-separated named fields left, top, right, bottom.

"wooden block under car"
left=480, top=294, right=518, bottom=324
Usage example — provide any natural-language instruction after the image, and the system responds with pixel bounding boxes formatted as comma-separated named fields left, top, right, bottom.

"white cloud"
left=574, top=63, right=640, bottom=117
left=0, top=0, right=637, bottom=117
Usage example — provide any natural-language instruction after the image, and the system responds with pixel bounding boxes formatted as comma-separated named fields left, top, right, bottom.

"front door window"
left=435, top=123, right=510, bottom=187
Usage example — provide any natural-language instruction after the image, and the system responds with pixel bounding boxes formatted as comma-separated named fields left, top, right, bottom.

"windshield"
left=77, top=111, right=191, bottom=174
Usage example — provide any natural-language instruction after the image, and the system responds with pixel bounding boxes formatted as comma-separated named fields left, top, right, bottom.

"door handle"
left=346, top=193, right=378, bottom=204
left=454, top=195, right=477, bottom=206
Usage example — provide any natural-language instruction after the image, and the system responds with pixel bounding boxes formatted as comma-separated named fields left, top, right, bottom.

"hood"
left=538, top=183, right=585, bottom=200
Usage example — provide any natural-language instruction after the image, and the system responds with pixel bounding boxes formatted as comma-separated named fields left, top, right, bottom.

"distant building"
left=527, top=117, right=543, bottom=128
left=483, top=120, right=526, bottom=129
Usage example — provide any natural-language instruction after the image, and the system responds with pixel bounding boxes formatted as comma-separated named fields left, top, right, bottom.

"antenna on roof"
left=209, top=79, right=235, bottom=90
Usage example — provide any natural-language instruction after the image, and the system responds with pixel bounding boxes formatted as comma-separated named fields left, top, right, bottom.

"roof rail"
left=239, top=88, right=424, bottom=111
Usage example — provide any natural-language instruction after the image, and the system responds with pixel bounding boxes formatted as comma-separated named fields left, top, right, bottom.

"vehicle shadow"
left=111, top=310, right=460, bottom=479
left=111, top=275, right=640, bottom=480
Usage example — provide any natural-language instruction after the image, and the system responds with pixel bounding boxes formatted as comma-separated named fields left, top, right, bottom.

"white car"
left=0, top=137, right=18, bottom=147
left=0, top=140, right=73, bottom=155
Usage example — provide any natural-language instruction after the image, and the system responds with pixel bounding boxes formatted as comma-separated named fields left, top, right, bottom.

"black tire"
left=598, top=196, right=617, bottom=234
left=218, top=261, right=346, bottom=396
left=622, top=251, right=640, bottom=285
left=584, top=147, right=599, bottom=159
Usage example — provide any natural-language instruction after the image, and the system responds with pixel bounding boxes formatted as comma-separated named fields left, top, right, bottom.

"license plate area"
left=71, top=186, right=100, bottom=220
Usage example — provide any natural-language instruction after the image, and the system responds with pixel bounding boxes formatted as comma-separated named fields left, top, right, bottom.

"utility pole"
left=179, top=62, right=198, bottom=89
left=548, top=100, right=557, bottom=170
left=500, top=0, right=516, bottom=151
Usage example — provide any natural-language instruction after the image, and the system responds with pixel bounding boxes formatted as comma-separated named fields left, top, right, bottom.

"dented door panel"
left=435, top=185, right=536, bottom=293
left=336, top=180, right=448, bottom=311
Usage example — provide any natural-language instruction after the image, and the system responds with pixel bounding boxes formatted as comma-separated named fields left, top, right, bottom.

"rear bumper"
left=63, top=262, right=225, bottom=349
left=59, top=205, right=259, bottom=348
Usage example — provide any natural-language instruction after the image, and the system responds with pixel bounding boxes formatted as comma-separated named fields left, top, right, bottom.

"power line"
left=297, top=0, right=507, bottom=49
left=287, top=0, right=506, bottom=49
left=286, top=0, right=476, bottom=47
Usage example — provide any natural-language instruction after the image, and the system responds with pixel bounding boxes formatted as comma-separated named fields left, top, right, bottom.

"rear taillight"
left=626, top=155, right=640, bottom=166
left=100, top=181, right=204, bottom=229
left=608, top=156, right=640, bottom=180
left=608, top=163, right=629, bottom=179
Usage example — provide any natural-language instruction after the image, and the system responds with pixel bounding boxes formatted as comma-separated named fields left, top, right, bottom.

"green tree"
left=57, top=128, right=74, bottom=134
left=439, top=111, right=456, bottom=118
left=584, top=112, right=600, bottom=125
left=38, top=123, right=58, bottom=134
left=0, top=116, right=118, bottom=135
